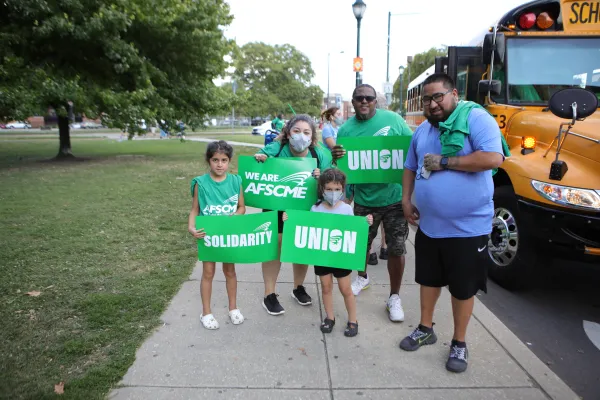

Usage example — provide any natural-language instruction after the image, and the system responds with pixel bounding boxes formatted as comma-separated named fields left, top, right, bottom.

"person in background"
left=331, top=84, right=413, bottom=323
left=320, top=107, right=344, bottom=150
left=271, top=114, right=285, bottom=132
left=400, top=73, right=504, bottom=373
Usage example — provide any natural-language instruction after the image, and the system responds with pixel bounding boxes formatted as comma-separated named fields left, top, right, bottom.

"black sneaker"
left=399, top=324, right=437, bottom=351
left=446, top=340, right=469, bottom=373
left=367, top=252, right=378, bottom=265
left=379, top=247, right=388, bottom=260
left=263, top=293, right=285, bottom=315
left=291, top=285, right=312, bottom=306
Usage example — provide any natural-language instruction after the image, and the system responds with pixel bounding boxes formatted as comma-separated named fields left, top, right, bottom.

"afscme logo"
left=244, top=171, right=312, bottom=199
left=373, top=126, right=391, bottom=136
left=254, top=222, right=272, bottom=232
left=225, top=194, right=239, bottom=204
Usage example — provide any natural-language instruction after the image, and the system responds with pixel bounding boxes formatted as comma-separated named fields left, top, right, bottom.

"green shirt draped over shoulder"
left=258, top=141, right=333, bottom=170
left=337, top=109, right=413, bottom=207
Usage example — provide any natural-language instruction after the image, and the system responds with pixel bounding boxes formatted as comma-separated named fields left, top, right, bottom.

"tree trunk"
left=56, top=115, right=74, bottom=159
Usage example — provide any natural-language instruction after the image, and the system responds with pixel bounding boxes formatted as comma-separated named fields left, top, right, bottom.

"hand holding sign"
left=254, top=153, right=268, bottom=163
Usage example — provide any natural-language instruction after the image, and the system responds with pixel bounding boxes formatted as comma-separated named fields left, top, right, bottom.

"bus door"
left=446, top=47, right=485, bottom=103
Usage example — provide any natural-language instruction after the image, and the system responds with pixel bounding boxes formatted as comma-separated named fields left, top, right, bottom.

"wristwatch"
left=440, top=157, right=449, bottom=170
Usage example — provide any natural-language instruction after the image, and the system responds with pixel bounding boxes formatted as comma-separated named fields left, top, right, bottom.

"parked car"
left=252, top=121, right=276, bottom=136
left=81, top=121, right=103, bottom=129
left=251, top=117, right=268, bottom=126
left=6, top=122, right=31, bottom=129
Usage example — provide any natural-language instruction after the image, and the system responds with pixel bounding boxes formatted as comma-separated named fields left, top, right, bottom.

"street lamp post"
left=327, top=51, right=344, bottom=106
left=352, top=0, right=366, bottom=87
left=398, top=65, right=405, bottom=115
left=386, top=12, right=420, bottom=83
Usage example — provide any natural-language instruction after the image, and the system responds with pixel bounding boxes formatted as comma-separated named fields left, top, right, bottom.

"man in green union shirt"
left=332, top=83, right=413, bottom=323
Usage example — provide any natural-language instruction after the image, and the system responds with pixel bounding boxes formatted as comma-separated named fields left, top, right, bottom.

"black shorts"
left=262, top=209, right=284, bottom=233
left=415, top=228, right=488, bottom=300
left=354, top=201, right=409, bottom=257
left=314, top=265, right=352, bottom=278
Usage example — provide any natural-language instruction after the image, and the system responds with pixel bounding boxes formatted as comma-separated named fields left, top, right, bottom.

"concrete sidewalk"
left=109, top=209, right=578, bottom=400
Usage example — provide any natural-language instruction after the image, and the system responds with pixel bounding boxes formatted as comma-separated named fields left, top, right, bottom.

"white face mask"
left=289, top=133, right=311, bottom=152
left=323, top=190, right=344, bottom=205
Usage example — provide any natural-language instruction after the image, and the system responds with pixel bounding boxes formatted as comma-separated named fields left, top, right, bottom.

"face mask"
left=323, top=190, right=344, bottom=205
left=289, top=133, right=311, bottom=152
left=334, top=117, right=344, bottom=126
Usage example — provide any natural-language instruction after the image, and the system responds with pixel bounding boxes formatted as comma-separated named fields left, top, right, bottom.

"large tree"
left=232, top=43, right=323, bottom=118
left=390, top=47, right=447, bottom=113
left=0, top=0, right=233, bottom=158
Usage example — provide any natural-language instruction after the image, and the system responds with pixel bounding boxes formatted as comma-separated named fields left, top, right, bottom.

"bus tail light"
left=518, top=12, right=536, bottom=29
left=536, top=12, right=554, bottom=29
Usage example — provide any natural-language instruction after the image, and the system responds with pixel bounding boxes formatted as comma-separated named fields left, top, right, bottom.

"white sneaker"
left=200, top=313, right=219, bottom=330
left=229, top=309, right=244, bottom=325
left=351, top=275, right=370, bottom=296
left=386, top=294, right=405, bottom=322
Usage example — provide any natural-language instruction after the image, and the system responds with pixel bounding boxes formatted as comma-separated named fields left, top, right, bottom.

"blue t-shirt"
left=321, top=123, right=338, bottom=149
left=404, top=108, right=503, bottom=238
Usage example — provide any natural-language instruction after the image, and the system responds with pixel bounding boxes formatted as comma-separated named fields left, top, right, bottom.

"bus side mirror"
left=478, top=80, right=502, bottom=96
left=548, top=88, right=598, bottom=120
left=482, top=33, right=505, bottom=64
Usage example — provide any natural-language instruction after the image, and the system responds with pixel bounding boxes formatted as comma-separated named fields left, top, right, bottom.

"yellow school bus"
left=414, top=0, right=600, bottom=289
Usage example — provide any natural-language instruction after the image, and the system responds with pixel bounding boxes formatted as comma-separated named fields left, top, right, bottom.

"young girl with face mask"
left=254, top=115, right=333, bottom=316
left=284, top=168, right=372, bottom=337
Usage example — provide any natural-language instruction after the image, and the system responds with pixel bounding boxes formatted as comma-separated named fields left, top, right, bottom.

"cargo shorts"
left=353, top=201, right=409, bottom=257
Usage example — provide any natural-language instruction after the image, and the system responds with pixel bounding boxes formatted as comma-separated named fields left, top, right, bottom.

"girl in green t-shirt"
left=188, top=141, right=246, bottom=330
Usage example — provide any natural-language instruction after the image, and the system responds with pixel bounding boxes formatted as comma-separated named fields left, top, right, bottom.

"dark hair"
left=280, top=114, right=318, bottom=148
left=205, top=140, right=233, bottom=163
left=277, top=114, right=283, bottom=119
left=351, top=84, right=377, bottom=99
left=422, top=73, right=455, bottom=90
left=321, top=107, right=339, bottom=122
left=316, top=168, right=347, bottom=204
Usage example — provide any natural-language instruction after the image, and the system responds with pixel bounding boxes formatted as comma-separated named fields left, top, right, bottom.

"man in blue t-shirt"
left=399, top=74, right=504, bottom=374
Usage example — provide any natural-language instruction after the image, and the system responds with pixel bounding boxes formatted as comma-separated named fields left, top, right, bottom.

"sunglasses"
left=353, top=95, right=376, bottom=103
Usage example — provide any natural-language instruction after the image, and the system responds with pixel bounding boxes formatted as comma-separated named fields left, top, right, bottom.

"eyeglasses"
left=353, top=95, right=376, bottom=103
left=422, top=90, right=452, bottom=106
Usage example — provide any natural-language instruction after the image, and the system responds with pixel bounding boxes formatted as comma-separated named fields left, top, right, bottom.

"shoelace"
left=388, top=298, right=402, bottom=312
left=409, top=328, right=428, bottom=341
left=450, top=345, right=467, bottom=361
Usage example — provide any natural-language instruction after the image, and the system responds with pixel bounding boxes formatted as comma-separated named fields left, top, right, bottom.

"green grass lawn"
left=0, top=139, right=256, bottom=399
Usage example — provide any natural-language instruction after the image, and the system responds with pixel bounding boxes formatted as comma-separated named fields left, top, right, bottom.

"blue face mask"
left=334, top=117, right=344, bottom=126
left=323, top=190, right=344, bottom=206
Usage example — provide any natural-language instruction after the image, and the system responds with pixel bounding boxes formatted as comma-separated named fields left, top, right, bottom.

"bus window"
left=457, top=67, right=468, bottom=101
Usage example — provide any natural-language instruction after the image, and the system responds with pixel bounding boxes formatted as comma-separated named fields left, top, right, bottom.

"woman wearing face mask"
left=283, top=168, right=372, bottom=336
left=320, top=107, right=344, bottom=150
left=254, top=114, right=333, bottom=316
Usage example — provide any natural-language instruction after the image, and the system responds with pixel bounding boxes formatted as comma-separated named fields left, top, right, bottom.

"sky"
left=222, top=0, right=526, bottom=101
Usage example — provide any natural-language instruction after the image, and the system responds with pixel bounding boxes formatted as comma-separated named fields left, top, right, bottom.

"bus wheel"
left=487, top=186, right=536, bottom=290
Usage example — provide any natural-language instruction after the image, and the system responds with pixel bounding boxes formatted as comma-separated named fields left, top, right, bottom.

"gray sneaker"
left=399, top=325, right=437, bottom=351
left=446, top=341, right=469, bottom=373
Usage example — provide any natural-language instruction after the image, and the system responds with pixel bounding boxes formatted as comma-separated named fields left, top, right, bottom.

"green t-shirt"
left=272, top=117, right=284, bottom=131
left=258, top=141, right=333, bottom=170
left=337, top=109, right=413, bottom=207
left=190, top=173, right=242, bottom=216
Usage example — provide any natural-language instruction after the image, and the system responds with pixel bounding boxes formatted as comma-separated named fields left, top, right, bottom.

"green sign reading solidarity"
left=336, top=136, right=413, bottom=184
left=196, top=211, right=279, bottom=263
left=280, top=210, right=369, bottom=271
left=238, top=156, right=318, bottom=211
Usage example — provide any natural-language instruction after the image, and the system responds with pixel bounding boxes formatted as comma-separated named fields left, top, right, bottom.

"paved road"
left=479, top=261, right=600, bottom=400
